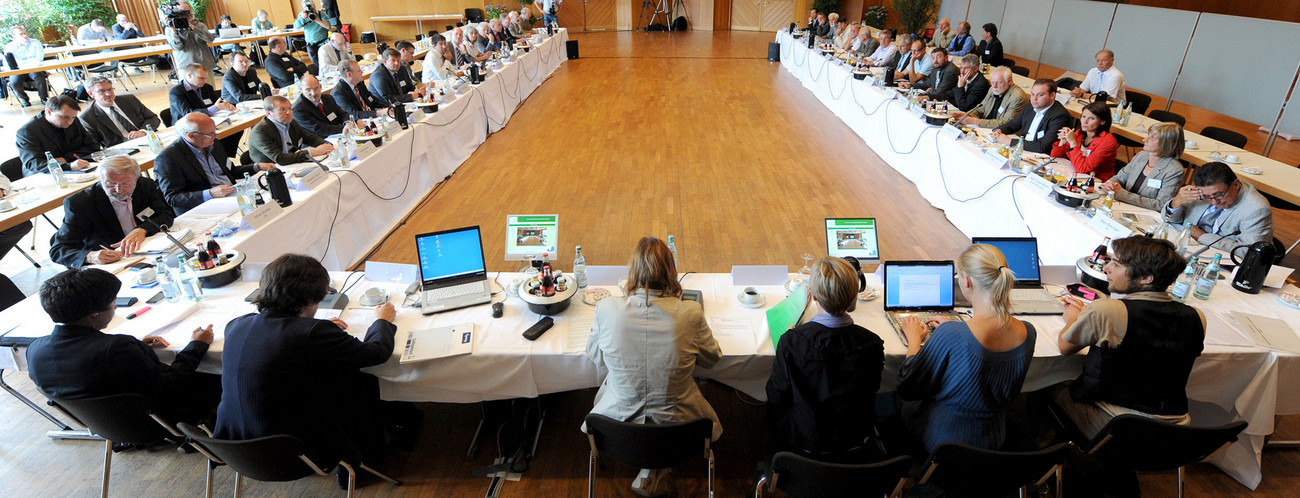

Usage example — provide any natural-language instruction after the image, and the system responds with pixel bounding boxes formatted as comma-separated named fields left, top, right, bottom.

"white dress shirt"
left=1080, top=66, right=1126, bottom=102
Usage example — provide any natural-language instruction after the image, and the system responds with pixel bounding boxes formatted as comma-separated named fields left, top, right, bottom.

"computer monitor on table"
left=825, top=218, right=880, bottom=263
left=504, top=214, right=559, bottom=261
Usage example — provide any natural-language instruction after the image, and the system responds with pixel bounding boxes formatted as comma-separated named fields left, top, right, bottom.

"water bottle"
left=1193, top=254, right=1221, bottom=300
left=156, top=257, right=181, bottom=303
left=1170, top=256, right=1198, bottom=303
left=573, top=245, right=588, bottom=289
left=1010, top=139, right=1024, bottom=172
left=145, top=124, right=163, bottom=154
left=667, top=235, right=678, bottom=263
left=1175, top=222, right=1194, bottom=256
left=45, top=152, right=69, bottom=189
left=178, top=260, right=204, bottom=301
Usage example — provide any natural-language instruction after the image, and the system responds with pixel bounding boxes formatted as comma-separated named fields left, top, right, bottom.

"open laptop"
left=972, top=237, right=1066, bottom=315
left=883, top=261, right=964, bottom=345
left=217, top=27, right=242, bottom=39
left=415, top=226, right=492, bottom=315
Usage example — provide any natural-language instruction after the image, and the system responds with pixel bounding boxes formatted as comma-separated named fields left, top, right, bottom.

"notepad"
left=767, top=285, right=810, bottom=351
left=401, top=323, right=474, bottom=364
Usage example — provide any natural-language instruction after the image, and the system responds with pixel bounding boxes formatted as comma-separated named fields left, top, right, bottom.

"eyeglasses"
left=103, top=179, right=136, bottom=190
left=1202, top=185, right=1234, bottom=201
left=190, top=131, right=218, bottom=140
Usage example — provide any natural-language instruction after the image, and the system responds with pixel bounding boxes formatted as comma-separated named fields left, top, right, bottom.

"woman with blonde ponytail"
left=894, top=244, right=1036, bottom=454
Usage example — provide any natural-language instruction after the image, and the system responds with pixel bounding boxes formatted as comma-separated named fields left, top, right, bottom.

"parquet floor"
left=3, top=30, right=1300, bottom=497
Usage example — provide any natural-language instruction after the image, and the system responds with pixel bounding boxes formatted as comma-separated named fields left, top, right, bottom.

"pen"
left=127, top=306, right=152, bottom=320
left=99, top=244, right=113, bottom=251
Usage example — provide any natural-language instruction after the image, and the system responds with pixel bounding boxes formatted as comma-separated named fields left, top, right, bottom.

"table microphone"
left=1189, top=230, right=1240, bottom=258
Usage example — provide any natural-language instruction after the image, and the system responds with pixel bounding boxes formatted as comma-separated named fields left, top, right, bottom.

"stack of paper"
left=401, top=323, right=474, bottom=364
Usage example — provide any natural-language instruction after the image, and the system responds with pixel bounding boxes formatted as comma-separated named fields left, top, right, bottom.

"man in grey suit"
left=164, top=5, right=217, bottom=74
left=992, top=78, right=1072, bottom=154
left=905, top=47, right=958, bottom=101
left=954, top=66, right=1027, bottom=129
left=79, top=76, right=162, bottom=148
left=248, top=96, right=334, bottom=165
left=1162, top=162, right=1274, bottom=255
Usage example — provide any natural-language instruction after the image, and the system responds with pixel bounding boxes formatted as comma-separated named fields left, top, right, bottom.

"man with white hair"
left=953, top=66, right=1029, bottom=129
left=49, top=156, right=177, bottom=267
left=462, top=28, right=492, bottom=63
left=507, top=11, right=526, bottom=39
left=153, top=113, right=271, bottom=214
left=317, top=32, right=355, bottom=70
left=475, top=23, right=496, bottom=54
left=489, top=18, right=511, bottom=46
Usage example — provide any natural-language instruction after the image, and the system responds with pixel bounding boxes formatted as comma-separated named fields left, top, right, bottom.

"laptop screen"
left=825, top=218, right=880, bottom=262
left=416, top=226, right=487, bottom=283
left=884, top=261, right=954, bottom=310
left=972, top=237, right=1040, bottom=283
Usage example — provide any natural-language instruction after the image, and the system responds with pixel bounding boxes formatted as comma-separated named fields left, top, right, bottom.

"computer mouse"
left=491, top=302, right=503, bottom=318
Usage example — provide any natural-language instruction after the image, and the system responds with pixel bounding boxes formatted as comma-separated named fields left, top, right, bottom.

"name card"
left=1055, top=92, right=1070, bottom=105
left=352, top=141, right=377, bottom=160
left=862, top=75, right=876, bottom=86
left=296, top=166, right=329, bottom=191
left=385, top=121, right=401, bottom=135
left=241, top=201, right=285, bottom=231
left=941, top=124, right=964, bottom=140
left=910, top=106, right=926, bottom=119
left=982, top=149, right=1009, bottom=169
left=883, top=88, right=899, bottom=100
left=409, top=109, right=426, bottom=121
left=1022, top=172, right=1056, bottom=195
left=1089, top=211, right=1137, bottom=239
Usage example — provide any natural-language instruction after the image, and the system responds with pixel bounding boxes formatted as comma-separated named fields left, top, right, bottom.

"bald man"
left=153, top=113, right=272, bottom=214
left=293, top=74, right=351, bottom=138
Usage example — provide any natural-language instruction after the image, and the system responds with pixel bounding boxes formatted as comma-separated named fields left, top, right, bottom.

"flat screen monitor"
left=825, top=218, right=880, bottom=263
left=416, top=226, right=487, bottom=284
left=504, top=214, right=559, bottom=261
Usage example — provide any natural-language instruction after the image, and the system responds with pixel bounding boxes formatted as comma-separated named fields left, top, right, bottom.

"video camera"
left=158, top=1, right=191, bottom=31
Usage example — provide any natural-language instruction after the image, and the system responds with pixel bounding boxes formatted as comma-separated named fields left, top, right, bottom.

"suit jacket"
left=1163, top=182, right=1274, bottom=254
left=215, top=311, right=396, bottom=465
left=316, top=43, right=354, bottom=70
left=368, top=65, right=415, bottom=105
left=914, top=61, right=959, bottom=100
left=970, top=85, right=1029, bottom=129
left=475, top=35, right=493, bottom=55
left=78, top=95, right=162, bottom=148
left=948, top=71, right=990, bottom=112
left=1111, top=152, right=1185, bottom=211
left=153, top=138, right=259, bottom=214
left=113, top=23, right=143, bottom=40
left=169, top=82, right=222, bottom=122
left=16, top=114, right=101, bottom=177
left=333, top=80, right=390, bottom=121
left=221, top=69, right=266, bottom=103
left=292, top=94, right=349, bottom=138
left=266, top=52, right=309, bottom=88
left=853, top=38, right=880, bottom=57
left=977, top=37, right=1004, bottom=66
left=248, top=117, right=327, bottom=165
left=996, top=101, right=1072, bottom=154
left=49, top=177, right=176, bottom=268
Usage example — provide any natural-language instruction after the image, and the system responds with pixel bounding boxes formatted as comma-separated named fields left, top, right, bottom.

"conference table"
left=774, top=30, right=1300, bottom=489
left=42, top=35, right=170, bottom=56
left=369, top=14, right=463, bottom=40
left=0, top=30, right=307, bottom=80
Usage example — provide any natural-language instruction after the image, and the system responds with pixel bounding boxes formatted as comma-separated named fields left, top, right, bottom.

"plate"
left=1241, top=167, right=1263, bottom=175
left=582, top=288, right=611, bottom=306
left=858, top=287, right=880, bottom=301
left=1278, top=293, right=1300, bottom=310
left=737, top=292, right=767, bottom=308
left=0, top=203, right=16, bottom=213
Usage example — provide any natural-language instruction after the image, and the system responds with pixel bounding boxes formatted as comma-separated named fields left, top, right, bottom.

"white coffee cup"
left=360, top=287, right=388, bottom=306
left=508, top=278, right=523, bottom=295
left=1225, top=154, right=1240, bottom=163
left=741, top=287, right=762, bottom=305
left=135, top=268, right=157, bottom=285
left=1186, top=140, right=1198, bottom=149
left=0, top=199, right=13, bottom=211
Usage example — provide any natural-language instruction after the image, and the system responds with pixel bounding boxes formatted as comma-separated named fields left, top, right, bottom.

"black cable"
left=931, top=130, right=1022, bottom=204
left=318, top=169, right=346, bottom=261
left=848, top=79, right=895, bottom=116
left=824, top=63, right=852, bottom=100
left=677, top=271, right=694, bottom=283
left=340, top=270, right=365, bottom=295
left=1010, top=178, right=1035, bottom=238
left=882, top=103, right=938, bottom=155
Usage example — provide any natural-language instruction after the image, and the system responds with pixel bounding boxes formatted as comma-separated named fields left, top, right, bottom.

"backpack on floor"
left=671, top=16, right=687, bottom=31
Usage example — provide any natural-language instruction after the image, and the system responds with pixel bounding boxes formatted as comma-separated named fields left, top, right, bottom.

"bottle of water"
left=178, top=259, right=204, bottom=301
left=667, top=235, right=678, bottom=263
left=145, top=124, right=163, bottom=154
left=1193, top=254, right=1221, bottom=300
left=1175, top=222, right=1194, bottom=256
left=1170, top=256, right=1198, bottom=303
left=155, top=257, right=181, bottom=303
left=573, top=245, right=588, bottom=289
left=45, top=152, right=69, bottom=189
left=1010, top=139, right=1025, bottom=172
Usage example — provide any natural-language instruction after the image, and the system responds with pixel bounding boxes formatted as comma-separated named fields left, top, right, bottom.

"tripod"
left=645, top=0, right=690, bottom=30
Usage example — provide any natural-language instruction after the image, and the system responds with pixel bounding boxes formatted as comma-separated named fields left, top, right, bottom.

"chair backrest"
left=920, top=442, right=1072, bottom=496
left=1010, top=65, right=1029, bottom=77
left=1087, top=415, right=1247, bottom=472
left=768, top=452, right=912, bottom=497
left=178, top=423, right=328, bottom=483
left=584, top=414, right=712, bottom=470
left=1126, top=90, right=1153, bottom=115
left=1200, top=126, right=1248, bottom=148
left=2, top=157, right=23, bottom=182
left=1056, top=77, right=1079, bottom=91
left=49, top=393, right=179, bottom=444
left=1146, top=109, right=1186, bottom=126
left=0, top=273, right=25, bottom=311
left=160, top=108, right=173, bottom=127
left=466, top=8, right=485, bottom=23
left=1114, top=158, right=1126, bottom=174
left=5, top=52, right=20, bottom=71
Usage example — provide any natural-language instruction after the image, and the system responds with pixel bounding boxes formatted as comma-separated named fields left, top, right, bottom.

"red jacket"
left=1051, top=129, right=1117, bottom=181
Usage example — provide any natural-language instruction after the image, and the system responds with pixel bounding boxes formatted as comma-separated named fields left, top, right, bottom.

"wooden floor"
left=4, top=30, right=1300, bottom=497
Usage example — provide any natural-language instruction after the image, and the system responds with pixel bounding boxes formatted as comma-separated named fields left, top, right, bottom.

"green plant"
left=485, top=3, right=509, bottom=20
left=812, top=0, right=839, bottom=20
left=863, top=5, right=888, bottom=29
left=187, top=0, right=212, bottom=23
left=0, top=0, right=115, bottom=45
left=893, top=0, right=937, bottom=38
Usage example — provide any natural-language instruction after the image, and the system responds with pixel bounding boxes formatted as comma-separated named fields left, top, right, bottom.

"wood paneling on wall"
left=110, top=0, right=229, bottom=36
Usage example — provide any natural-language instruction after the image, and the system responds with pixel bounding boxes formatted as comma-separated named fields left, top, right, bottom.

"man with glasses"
left=946, top=54, right=990, bottom=112
left=49, top=156, right=176, bottom=267
left=292, top=74, right=351, bottom=138
left=334, top=60, right=392, bottom=121
left=153, top=113, right=272, bottom=214
left=249, top=95, right=334, bottom=165
left=79, top=76, right=162, bottom=148
left=1162, top=162, right=1274, bottom=253
left=17, top=96, right=101, bottom=177
left=953, top=66, right=1027, bottom=129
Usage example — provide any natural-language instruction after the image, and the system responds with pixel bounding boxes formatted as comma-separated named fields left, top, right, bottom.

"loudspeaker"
left=767, top=42, right=780, bottom=62
left=566, top=40, right=579, bottom=59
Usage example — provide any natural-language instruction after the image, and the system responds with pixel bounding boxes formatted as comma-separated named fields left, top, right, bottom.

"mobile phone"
left=129, top=261, right=154, bottom=270
left=115, top=296, right=139, bottom=307
left=146, top=292, right=165, bottom=304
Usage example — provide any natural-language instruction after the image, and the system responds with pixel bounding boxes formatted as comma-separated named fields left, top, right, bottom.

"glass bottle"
left=1170, top=256, right=1198, bottom=303
left=573, top=245, right=587, bottom=289
left=1193, top=254, right=1222, bottom=300
left=46, top=152, right=69, bottom=189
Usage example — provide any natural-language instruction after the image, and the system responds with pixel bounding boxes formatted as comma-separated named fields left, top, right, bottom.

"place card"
left=353, top=141, right=377, bottom=160
left=410, top=109, right=426, bottom=121
left=385, top=121, right=401, bottom=135
left=1022, top=172, right=1056, bottom=195
left=941, top=124, right=964, bottom=140
left=910, top=106, right=925, bottom=119
left=983, top=149, right=1009, bottom=169
left=296, top=166, right=329, bottom=191
left=241, top=201, right=285, bottom=231
left=1089, top=211, right=1137, bottom=239
left=863, top=75, right=877, bottom=86
left=883, top=88, right=899, bottom=100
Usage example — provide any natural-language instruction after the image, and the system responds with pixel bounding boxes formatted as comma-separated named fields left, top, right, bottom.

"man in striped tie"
left=1162, top=162, right=1274, bottom=254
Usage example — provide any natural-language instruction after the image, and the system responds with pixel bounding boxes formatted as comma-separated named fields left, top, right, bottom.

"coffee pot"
left=1230, top=241, right=1276, bottom=294
left=257, top=167, right=293, bottom=208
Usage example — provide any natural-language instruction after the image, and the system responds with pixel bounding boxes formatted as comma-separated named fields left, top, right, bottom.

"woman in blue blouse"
left=896, top=244, right=1035, bottom=453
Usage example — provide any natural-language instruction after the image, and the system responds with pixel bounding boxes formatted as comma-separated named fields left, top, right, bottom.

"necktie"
left=106, top=106, right=129, bottom=138
left=114, top=106, right=135, bottom=130
left=356, top=84, right=370, bottom=112
left=318, top=102, right=326, bottom=115
left=1197, top=206, right=1223, bottom=233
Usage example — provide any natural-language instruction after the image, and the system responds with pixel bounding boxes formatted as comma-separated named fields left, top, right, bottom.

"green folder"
left=767, top=285, right=810, bottom=351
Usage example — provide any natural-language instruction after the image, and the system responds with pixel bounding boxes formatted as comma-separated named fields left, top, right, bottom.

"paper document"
left=562, top=315, right=595, bottom=354
left=709, top=315, right=759, bottom=356
left=766, top=285, right=810, bottom=351
left=140, top=227, right=193, bottom=253
left=1202, top=310, right=1254, bottom=348
left=107, top=301, right=200, bottom=340
left=401, top=323, right=474, bottom=364
left=1231, top=312, right=1300, bottom=354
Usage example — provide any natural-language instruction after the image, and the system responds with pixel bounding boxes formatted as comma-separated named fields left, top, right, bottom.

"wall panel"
left=997, top=0, right=1051, bottom=61
left=1102, top=3, right=1196, bottom=99
left=1171, top=13, right=1300, bottom=127
left=1038, top=0, right=1116, bottom=78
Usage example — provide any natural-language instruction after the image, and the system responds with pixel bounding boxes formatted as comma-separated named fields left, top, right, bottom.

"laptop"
left=972, top=237, right=1066, bottom=315
left=218, top=28, right=242, bottom=39
left=415, top=226, right=492, bottom=314
left=883, top=261, right=964, bottom=345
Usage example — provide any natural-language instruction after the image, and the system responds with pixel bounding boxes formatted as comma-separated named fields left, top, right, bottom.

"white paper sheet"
left=105, top=301, right=200, bottom=340
left=1232, top=311, right=1300, bottom=354
left=709, top=315, right=759, bottom=356
left=1202, top=310, right=1254, bottom=348
left=401, top=323, right=474, bottom=363
left=563, top=316, right=594, bottom=354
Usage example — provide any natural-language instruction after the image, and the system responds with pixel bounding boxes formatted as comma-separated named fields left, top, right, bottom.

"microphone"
left=135, top=209, right=195, bottom=260
left=1189, top=230, right=1241, bottom=258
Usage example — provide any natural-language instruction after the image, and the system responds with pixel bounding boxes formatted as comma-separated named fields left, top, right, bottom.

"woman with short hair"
left=1100, top=122, right=1187, bottom=210
left=1052, top=100, right=1119, bottom=181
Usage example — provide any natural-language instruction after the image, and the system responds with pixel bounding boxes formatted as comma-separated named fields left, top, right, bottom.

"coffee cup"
left=360, top=287, right=388, bottom=306
left=508, top=278, right=523, bottom=295
left=135, top=268, right=157, bottom=285
left=0, top=199, right=13, bottom=211
left=741, top=287, right=762, bottom=305
left=1185, top=140, right=1198, bottom=149
left=1225, top=154, right=1240, bottom=163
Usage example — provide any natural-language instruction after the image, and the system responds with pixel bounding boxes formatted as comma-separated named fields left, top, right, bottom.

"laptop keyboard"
left=426, top=281, right=486, bottom=300
left=1011, top=288, right=1056, bottom=302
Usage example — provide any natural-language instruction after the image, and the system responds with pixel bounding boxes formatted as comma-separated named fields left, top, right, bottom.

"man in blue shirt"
left=248, top=95, right=334, bottom=165
left=4, top=26, right=49, bottom=107
left=947, top=21, right=976, bottom=57
left=152, top=113, right=271, bottom=213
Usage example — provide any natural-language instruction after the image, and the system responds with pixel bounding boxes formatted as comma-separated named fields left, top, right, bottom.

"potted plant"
left=485, top=3, right=509, bottom=20
left=863, top=5, right=888, bottom=29
left=893, top=0, right=938, bottom=39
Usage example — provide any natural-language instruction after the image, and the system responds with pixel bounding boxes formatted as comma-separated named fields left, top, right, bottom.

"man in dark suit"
left=170, top=64, right=243, bottom=158
left=293, top=74, right=351, bottom=138
left=79, top=76, right=162, bottom=148
left=994, top=78, right=1073, bottom=154
left=16, top=95, right=100, bottom=177
left=907, top=47, right=959, bottom=101
left=153, top=113, right=270, bottom=214
left=49, top=156, right=177, bottom=268
left=112, top=14, right=143, bottom=39
left=947, top=54, right=990, bottom=112
left=265, top=36, right=312, bottom=89
left=221, top=51, right=268, bottom=103
left=26, top=266, right=221, bottom=427
left=334, top=60, right=392, bottom=121
left=368, top=48, right=422, bottom=105
left=249, top=96, right=335, bottom=165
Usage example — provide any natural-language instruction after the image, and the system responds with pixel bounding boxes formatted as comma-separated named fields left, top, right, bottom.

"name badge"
left=326, top=112, right=337, bottom=120
left=910, top=106, right=925, bottom=119
left=399, top=80, right=407, bottom=88
left=998, top=106, right=1006, bottom=114
left=202, top=98, right=213, bottom=105
left=984, top=49, right=991, bottom=55
left=1146, top=178, right=1163, bottom=189
left=247, top=82, right=256, bottom=88
left=1083, top=148, right=1090, bottom=157
left=1035, top=130, right=1045, bottom=140
left=282, top=56, right=292, bottom=62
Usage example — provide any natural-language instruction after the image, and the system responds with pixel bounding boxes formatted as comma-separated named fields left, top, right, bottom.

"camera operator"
left=294, top=1, right=332, bottom=66
left=164, top=3, right=219, bottom=76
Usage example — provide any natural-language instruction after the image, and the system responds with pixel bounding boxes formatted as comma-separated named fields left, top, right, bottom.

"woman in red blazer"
left=1051, top=101, right=1118, bottom=181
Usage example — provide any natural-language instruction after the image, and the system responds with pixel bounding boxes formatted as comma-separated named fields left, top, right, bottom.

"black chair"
left=466, top=8, right=485, bottom=23
left=5, top=52, right=48, bottom=106
left=1114, top=158, right=1126, bottom=174
left=239, top=150, right=253, bottom=166
left=1, top=156, right=47, bottom=268
left=584, top=414, right=714, bottom=498
left=0, top=273, right=23, bottom=311
left=178, top=423, right=400, bottom=497
left=1072, top=415, right=1247, bottom=498
left=47, top=393, right=187, bottom=498
left=1126, top=90, right=1152, bottom=115
left=1010, top=65, right=1029, bottom=77
left=755, top=452, right=912, bottom=497
left=1147, top=109, right=1186, bottom=127
left=1201, top=126, right=1248, bottom=149
left=1055, top=77, right=1079, bottom=91
left=160, top=108, right=174, bottom=127
left=917, top=442, right=1072, bottom=498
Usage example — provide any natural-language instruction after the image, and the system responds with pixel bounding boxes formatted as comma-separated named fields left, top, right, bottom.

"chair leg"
left=13, top=247, right=40, bottom=268
left=1177, top=466, right=1184, bottom=498
left=204, top=459, right=215, bottom=498
left=339, top=462, right=356, bottom=498
left=587, top=450, right=595, bottom=498
left=101, top=439, right=112, bottom=498
left=358, top=463, right=401, bottom=486
left=1056, top=465, right=1062, bottom=498
left=233, top=471, right=242, bottom=498
left=754, top=475, right=767, bottom=498
left=706, top=447, right=715, bottom=498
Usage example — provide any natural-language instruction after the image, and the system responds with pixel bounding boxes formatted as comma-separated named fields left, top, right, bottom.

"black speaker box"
left=566, top=40, right=579, bottom=59
left=767, top=42, right=780, bottom=62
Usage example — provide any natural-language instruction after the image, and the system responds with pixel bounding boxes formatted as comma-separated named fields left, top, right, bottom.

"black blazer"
left=978, top=38, right=1004, bottom=66
left=248, top=117, right=327, bottom=165
left=367, top=65, right=415, bottom=105
left=948, top=71, right=991, bottom=112
left=78, top=95, right=163, bottom=148
left=214, top=311, right=396, bottom=465
left=265, top=52, right=309, bottom=89
left=49, top=176, right=175, bottom=268
left=996, top=101, right=1073, bottom=154
left=915, top=61, right=959, bottom=100
left=153, top=138, right=259, bottom=214
left=221, top=69, right=265, bottom=103
left=113, top=23, right=143, bottom=39
left=169, top=82, right=222, bottom=123
left=16, top=114, right=102, bottom=177
left=292, top=94, right=349, bottom=138
left=333, top=80, right=390, bottom=121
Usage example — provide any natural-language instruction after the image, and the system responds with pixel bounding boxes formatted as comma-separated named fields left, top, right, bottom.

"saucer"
left=359, top=288, right=389, bottom=306
left=0, top=203, right=15, bottom=213
left=858, top=287, right=880, bottom=301
left=1241, top=167, right=1263, bottom=175
left=582, top=288, right=612, bottom=305
left=1224, top=157, right=1242, bottom=164
left=134, top=277, right=157, bottom=286
left=738, top=292, right=767, bottom=308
